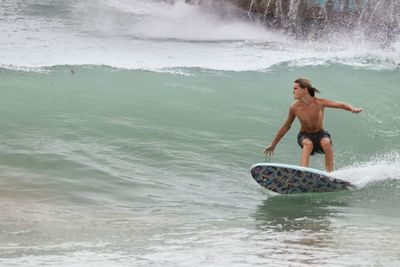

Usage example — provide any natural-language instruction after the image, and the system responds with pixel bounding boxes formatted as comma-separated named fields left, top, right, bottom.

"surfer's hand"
left=263, top=144, right=275, bottom=156
left=351, top=107, right=362, bottom=113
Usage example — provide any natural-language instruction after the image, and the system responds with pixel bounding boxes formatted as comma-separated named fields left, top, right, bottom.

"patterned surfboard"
left=250, top=163, right=354, bottom=194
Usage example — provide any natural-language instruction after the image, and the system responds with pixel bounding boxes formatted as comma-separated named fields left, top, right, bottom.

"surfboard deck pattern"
left=250, top=163, right=353, bottom=194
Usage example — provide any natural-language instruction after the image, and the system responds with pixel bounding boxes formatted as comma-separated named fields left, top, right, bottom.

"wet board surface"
left=250, top=163, right=354, bottom=194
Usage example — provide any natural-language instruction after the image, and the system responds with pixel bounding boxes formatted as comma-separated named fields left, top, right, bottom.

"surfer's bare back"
left=263, top=78, right=362, bottom=172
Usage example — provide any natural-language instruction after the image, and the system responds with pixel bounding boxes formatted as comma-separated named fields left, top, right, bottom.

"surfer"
left=263, top=78, right=362, bottom=172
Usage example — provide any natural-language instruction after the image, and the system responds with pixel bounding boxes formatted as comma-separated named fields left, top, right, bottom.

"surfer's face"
left=293, top=83, right=306, bottom=99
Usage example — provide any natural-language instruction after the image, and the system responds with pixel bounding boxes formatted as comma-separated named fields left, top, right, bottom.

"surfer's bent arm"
left=320, top=98, right=362, bottom=113
left=263, top=106, right=296, bottom=155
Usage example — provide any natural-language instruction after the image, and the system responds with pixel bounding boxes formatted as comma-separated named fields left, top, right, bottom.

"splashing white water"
left=0, top=0, right=399, bottom=70
left=76, top=0, right=276, bottom=41
left=334, top=151, right=400, bottom=188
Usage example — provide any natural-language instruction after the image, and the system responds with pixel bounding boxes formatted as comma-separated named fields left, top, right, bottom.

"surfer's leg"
left=320, top=137, right=333, bottom=172
left=300, top=138, right=313, bottom=167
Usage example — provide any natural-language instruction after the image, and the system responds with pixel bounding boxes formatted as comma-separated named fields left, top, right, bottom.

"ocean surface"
left=1, top=0, right=400, bottom=266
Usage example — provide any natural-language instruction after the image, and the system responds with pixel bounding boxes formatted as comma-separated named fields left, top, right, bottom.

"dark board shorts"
left=297, top=129, right=332, bottom=155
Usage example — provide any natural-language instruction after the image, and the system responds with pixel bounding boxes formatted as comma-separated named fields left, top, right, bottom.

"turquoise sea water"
left=1, top=0, right=400, bottom=266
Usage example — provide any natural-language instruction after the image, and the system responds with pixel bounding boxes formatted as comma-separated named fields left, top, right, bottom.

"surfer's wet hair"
left=294, top=78, right=320, bottom=97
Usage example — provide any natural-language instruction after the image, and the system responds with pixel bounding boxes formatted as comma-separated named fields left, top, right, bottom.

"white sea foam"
left=0, top=0, right=399, bottom=71
left=334, top=151, right=400, bottom=187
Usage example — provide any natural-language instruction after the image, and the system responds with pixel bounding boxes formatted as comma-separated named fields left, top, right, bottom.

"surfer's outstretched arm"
left=321, top=98, right=363, bottom=113
left=264, top=106, right=296, bottom=155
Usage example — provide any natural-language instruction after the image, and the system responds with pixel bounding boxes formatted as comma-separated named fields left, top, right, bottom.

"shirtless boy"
left=263, top=78, right=362, bottom=172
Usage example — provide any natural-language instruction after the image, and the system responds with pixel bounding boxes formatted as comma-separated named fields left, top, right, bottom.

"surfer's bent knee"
left=320, top=137, right=332, bottom=150
left=301, top=138, right=313, bottom=148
